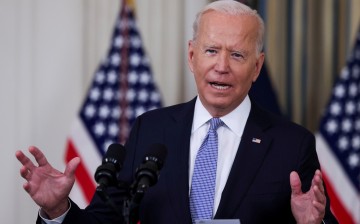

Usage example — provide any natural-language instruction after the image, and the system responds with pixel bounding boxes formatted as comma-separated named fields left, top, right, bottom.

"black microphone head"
left=95, top=143, right=126, bottom=186
left=143, top=143, right=167, bottom=170
left=103, top=143, right=126, bottom=171
left=132, top=143, right=168, bottom=200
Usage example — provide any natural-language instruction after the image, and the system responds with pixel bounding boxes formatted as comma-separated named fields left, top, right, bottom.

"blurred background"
left=1, top=0, right=359, bottom=223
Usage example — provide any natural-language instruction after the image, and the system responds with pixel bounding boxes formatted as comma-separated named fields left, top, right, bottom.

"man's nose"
left=215, top=52, right=229, bottom=74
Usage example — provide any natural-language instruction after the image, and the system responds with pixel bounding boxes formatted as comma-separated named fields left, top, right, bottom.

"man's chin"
left=207, top=101, right=235, bottom=116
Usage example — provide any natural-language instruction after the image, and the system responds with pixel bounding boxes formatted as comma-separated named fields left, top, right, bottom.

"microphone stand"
left=96, top=181, right=131, bottom=223
left=122, top=182, right=143, bottom=224
left=97, top=180, right=140, bottom=224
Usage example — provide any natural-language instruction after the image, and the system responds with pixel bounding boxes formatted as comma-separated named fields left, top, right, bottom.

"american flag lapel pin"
left=252, top=138, right=261, bottom=144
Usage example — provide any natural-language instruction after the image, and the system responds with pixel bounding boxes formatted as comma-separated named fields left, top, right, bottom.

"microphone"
left=94, top=143, right=126, bottom=188
left=124, top=143, right=167, bottom=224
left=132, top=143, right=168, bottom=203
left=94, top=143, right=126, bottom=219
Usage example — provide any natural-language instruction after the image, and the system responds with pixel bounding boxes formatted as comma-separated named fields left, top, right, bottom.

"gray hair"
left=192, top=0, right=265, bottom=55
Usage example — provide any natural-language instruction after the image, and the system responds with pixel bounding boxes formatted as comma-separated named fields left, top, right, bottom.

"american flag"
left=64, top=0, right=162, bottom=208
left=316, top=27, right=360, bottom=224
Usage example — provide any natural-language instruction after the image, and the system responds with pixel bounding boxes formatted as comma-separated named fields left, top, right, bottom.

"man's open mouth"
left=210, top=82, right=230, bottom=90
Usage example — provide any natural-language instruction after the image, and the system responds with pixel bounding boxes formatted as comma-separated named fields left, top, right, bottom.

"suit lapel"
left=163, top=98, right=196, bottom=222
left=215, top=103, right=274, bottom=218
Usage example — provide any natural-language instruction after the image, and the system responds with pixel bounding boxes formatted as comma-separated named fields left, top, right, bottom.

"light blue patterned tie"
left=190, top=117, right=224, bottom=222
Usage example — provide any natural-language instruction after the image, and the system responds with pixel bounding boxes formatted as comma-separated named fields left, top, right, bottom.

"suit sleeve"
left=36, top=195, right=127, bottom=224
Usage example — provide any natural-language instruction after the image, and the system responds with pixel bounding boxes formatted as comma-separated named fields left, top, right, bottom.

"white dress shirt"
left=189, top=95, right=251, bottom=216
left=40, top=199, right=71, bottom=224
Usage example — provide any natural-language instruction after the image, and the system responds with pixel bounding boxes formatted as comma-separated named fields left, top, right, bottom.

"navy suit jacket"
left=38, top=97, right=338, bottom=224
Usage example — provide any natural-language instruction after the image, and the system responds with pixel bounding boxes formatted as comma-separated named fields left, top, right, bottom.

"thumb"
left=290, top=171, right=303, bottom=196
left=64, top=157, right=81, bottom=177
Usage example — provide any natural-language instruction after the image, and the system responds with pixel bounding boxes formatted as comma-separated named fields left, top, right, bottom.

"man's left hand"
left=290, top=169, right=326, bottom=224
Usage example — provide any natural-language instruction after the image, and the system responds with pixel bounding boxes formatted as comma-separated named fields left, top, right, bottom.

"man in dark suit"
left=16, top=1, right=338, bottom=223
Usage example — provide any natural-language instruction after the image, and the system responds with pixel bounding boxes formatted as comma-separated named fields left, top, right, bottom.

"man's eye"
left=232, top=52, right=243, bottom=58
left=205, top=49, right=217, bottom=54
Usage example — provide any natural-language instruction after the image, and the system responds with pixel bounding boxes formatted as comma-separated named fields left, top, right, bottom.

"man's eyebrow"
left=203, top=44, right=220, bottom=49
left=228, top=48, right=249, bottom=55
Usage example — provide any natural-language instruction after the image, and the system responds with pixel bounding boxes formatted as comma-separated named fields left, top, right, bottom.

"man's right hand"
left=15, top=146, right=80, bottom=219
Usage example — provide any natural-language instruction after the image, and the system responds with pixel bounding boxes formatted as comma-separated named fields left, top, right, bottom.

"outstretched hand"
left=15, top=146, right=80, bottom=219
left=290, top=170, right=326, bottom=224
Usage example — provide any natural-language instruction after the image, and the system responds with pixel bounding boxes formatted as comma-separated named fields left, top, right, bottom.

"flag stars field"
left=111, top=107, right=120, bottom=119
left=111, top=53, right=121, bottom=66
left=142, top=56, right=150, bottom=66
left=114, top=36, right=124, bottom=48
left=99, top=105, right=110, bottom=119
left=338, top=136, right=349, bottom=151
left=108, top=123, right=119, bottom=137
left=342, top=119, right=352, bottom=132
left=334, top=84, right=346, bottom=98
left=325, top=119, right=338, bottom=134
left=140, top=71, right=150, bottom=84
left=94, top=122, right=106, bottom=137
left=90, top=87, right=101, bottom=101
left=128, top=71, right=139, bottom=84
left=348, top=83, right=358, bottom=96
left=151, top=91, right=161, bottom=102
left=95, top=71, right=105, bottom=84
left=107, top=71, right=118, bottom=84
left=355, top=119, right=360, bottom=130
left=351, top=135, right=360, bottom=149
left=103, top=88, right=114, bottom=101
left=330, top=102, right=342, bottom=116
left=135, top=106, right=146, bottom=117
left=85, top=104, right=96, bottom=118
left=130, top=53, right=141, bottom=66
left=348, top=153, right=359, bottom=168
left=341, top=67, right=350, bottom=79
left=138, top=89, right=149, bottom=102
left=345, top=101, right=356, bottom=114
left=126, top=89, right=136, bottom=101
left=131, top=36, right=141, bottom=49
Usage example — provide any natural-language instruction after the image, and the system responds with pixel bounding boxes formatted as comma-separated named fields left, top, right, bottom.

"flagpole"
left=119, top=0, right=130, bottom=144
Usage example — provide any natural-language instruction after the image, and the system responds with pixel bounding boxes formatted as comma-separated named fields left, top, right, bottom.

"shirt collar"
left=192, top=95, right=251, bottom=137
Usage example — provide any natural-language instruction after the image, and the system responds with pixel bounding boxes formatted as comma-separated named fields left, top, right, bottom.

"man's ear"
left=188, top=40, right=195, bottom=73
left=253, top=52, right=265, bottom=82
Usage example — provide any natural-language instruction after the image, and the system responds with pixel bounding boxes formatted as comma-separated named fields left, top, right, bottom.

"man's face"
left=188, top=11, right=264, bottom=117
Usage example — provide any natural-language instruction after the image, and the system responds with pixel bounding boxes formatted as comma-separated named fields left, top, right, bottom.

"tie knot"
left=209, top=118, right=223, bottom=131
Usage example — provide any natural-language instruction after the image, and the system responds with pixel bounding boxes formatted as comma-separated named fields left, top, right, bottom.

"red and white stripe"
left=65, top=117, right=102, bottom=208
left=316, top=133, right=360, bottom=224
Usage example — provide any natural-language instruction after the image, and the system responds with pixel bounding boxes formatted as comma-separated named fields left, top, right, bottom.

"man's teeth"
left=211, top=83, right=229, bottom=90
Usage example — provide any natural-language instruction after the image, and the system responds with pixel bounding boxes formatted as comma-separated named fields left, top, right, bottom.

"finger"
left=15, top=150, right=36, bottom=171
left=312, top=170, right=325, bottom=194
left=315, top=169, right=322, bottom=177
left=23, top=182, right=32, bottom=195
left=313, top=184, right=326, bottom=205
left=64, top=157, right=81, bottom=178
left=29, top=146, right=49, bottom=167
left=312, top=169, right=322, bottom=182
left=312, top=199, right=326, bottom=218
left=290, top=171, right=303, bottom=196
left=20, top=166, right=31, bottom=180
